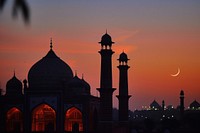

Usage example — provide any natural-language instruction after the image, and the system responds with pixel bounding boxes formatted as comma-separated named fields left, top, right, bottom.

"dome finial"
left=82, top=73, right=84, bottom=80
left=14, top=69, right=16, bottom=77
left=106, top=29, right=107, bottom=34
left=50, top=38, right=53, bottom=49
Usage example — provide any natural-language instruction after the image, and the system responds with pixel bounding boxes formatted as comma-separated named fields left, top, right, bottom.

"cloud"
left=115, top=30, right=139, bottom=42
left=112, top=30, right=139, bottom=54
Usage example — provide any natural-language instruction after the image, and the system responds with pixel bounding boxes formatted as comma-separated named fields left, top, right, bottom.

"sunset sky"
left=0, top=0, right=200, bottom=110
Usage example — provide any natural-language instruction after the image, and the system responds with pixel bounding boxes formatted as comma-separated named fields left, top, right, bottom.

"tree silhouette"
left=0, top=0, right=30, bottom=24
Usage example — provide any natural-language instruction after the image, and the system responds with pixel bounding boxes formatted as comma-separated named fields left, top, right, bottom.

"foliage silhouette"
left=0, top=0, right=30, bottom=24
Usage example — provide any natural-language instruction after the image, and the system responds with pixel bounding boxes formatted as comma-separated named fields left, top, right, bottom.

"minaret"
left=97, top=32, right=116, bottom=121
left=180, top=90, right=185, bottom=117
left=116, top=52, right=131, bottom=121
left=162, top=100, right=165, bottom=111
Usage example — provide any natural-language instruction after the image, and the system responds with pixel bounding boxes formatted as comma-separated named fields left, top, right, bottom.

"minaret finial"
left=50, top=38, right=53, bottom=49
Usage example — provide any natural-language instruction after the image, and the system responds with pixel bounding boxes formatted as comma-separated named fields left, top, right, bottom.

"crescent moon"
left=171, top=68, right=180, bottom=77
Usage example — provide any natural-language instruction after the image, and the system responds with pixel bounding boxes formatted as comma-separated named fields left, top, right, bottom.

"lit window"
left=65, top=107, right=83, bottom=132
left=31, top=104, right=56, bottom=132
left=6, top=107, right=23, bottom=132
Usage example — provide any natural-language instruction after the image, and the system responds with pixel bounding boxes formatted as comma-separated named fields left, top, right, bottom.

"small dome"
left=67, top=75, right=90, bottom=96
left=150, top=100, right=161, bottom=110
left=190, top=100, right=200, bottom=109
left=68, top=76, right=85, bottom=89
left=81, top=78, right=91, bottom=94
left=6, top=75, right=22, bottom=95
left=28, top=49, right=73, bottom=90
left=23, top=79, right=27, bottom=84
left=99, top=32, right=114, bottom=47
left=180, top=90, right=184, bottom=95
left=118, top=52, right=129, bottom=62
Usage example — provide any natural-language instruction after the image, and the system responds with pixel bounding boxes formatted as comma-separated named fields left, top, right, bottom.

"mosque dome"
left=118, top=52, right=129, bottom=62
left=99, top=32, right=114, bottom=47
left=6, top=74, right=22, bottom=95
left=28, top=44, right=73, bottom=90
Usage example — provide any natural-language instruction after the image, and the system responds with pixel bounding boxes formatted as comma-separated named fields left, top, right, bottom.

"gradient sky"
left=0, top=0, right=200, bottom=110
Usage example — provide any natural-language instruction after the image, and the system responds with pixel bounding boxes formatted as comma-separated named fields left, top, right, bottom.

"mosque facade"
left=0, top=33, right=131, bottom=133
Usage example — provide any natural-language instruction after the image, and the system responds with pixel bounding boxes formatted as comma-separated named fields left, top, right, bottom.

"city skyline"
left=0, top=0, right=200, bottom=110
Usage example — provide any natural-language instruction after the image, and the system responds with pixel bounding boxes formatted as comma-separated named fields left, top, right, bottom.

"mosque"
left=0, top=32, right=131, bottom=133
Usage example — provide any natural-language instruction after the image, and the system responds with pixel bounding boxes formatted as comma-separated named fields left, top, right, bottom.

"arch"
left=65, top=107, right=83, bottom=132
left=31, top=103, right=56, bottom=132
left=6, top=107, right=23, bottom=132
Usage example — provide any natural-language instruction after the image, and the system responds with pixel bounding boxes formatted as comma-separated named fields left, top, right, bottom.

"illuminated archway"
left=65, top=107, right=83, bottom=132
left=31, top=104, right=56, bottom=132
left=6, top=107, right=23, bottom=132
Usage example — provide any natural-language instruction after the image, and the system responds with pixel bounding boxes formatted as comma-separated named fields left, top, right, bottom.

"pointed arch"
left=65, top=107, right=83, bottom=132
left=31, top=103, right=56, bottom=132
left=6, top=107, right=23, bottom=132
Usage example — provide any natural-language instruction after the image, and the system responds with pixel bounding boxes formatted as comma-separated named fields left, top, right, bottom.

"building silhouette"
left=0, top=33, right=131, bottom=133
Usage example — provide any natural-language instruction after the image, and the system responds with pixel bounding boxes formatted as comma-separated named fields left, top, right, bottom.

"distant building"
left=131, top=92, right=200, bottom=123
left=189, top=100, right=200, bottom=110
left=150, top=100, right=162, bottom=110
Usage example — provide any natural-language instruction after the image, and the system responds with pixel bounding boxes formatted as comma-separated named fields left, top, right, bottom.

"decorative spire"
left=106, top=29, right=107, bottom=34
left=14, top=69, right=16, bottom=77
left=82, top=74, right=84, bottom=80
left=50, top=38, right=53, bottom=49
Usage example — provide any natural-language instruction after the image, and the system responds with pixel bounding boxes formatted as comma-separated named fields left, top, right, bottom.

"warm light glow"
left=65, top=107, right=83, bottom=132
left=6, top=107, right=23, bottom=132
left=31, top=104, right=56, bottom=132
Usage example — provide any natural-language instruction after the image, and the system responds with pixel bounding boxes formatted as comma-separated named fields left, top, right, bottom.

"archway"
left=31, top=104, right=56, bottom=132
left=6, top=107, right=23, bottom=132
left=65, top=107, right=83, bottom=132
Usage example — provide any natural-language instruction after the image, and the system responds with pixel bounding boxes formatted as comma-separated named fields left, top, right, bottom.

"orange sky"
left=0, top=1, right=200, bottom=110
